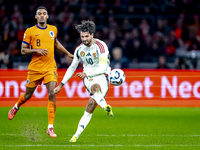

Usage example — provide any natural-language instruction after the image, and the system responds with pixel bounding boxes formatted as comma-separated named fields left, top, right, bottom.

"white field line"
left=1, top=133, right=200, bottom=137
left=3, top=144, right=122, bottom=147
left=96, top=134, right=200, bottom=137
left=1, top=144, right=200, bottom=147
left=1, top=134, right=200, bottom=147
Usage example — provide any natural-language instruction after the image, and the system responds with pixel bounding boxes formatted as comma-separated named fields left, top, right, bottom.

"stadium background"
left=1, top=0, right=200, bottom=107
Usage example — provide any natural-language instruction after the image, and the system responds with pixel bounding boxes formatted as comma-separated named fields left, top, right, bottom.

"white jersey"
left=61, top=38, right=111, bottom=84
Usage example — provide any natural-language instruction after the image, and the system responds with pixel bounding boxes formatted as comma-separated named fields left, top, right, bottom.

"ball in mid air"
left=109, top=69, right=126, bottom=86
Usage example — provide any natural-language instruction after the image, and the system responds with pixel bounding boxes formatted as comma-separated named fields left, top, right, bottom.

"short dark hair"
left=36, top=6, right=48, bottom=14
left=75, top=20, right=96, bottom=35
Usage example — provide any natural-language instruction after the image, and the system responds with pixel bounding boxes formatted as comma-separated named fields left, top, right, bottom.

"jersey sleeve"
left=22, top=28, right=31, bottom=46
left=54, top=26, right=58, bottom=38
left=61, top=47, right=81, bottom=84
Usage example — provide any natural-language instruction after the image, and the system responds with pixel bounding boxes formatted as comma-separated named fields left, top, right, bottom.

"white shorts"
left=83, top=74, right=109, bottom=97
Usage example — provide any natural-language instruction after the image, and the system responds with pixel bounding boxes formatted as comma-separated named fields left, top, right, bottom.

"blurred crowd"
left=1, top=0, right=200, bottom=69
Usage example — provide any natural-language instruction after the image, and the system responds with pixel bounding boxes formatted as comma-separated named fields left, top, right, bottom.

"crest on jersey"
left=49, top=31, right=54, bottom=37
left=27, top=79, right=29, bottom=85
left=80, top=51, right=85, bottom=57
left=89, top=78, right=93, bottom=81
left=93, top=52, right=96, bottom=57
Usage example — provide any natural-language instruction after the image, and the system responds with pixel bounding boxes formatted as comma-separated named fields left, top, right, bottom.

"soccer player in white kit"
left=54, top=20, right=113, bottom=142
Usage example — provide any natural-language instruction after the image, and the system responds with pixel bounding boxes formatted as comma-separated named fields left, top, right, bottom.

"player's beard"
left=39, top=21, right=45, bottom=25
left=39, top=18, right=45, bottom=25
left=83, top=38, right=92, bottom=46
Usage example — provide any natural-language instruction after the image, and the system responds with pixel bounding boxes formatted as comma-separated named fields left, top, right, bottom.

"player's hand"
left=68, top=53, right=74, bottom=60
left=54, top=84, right=62, bottom=95
left=35, top=49, right=49, bottom=56
left=75, top=72, right=87, bottom=80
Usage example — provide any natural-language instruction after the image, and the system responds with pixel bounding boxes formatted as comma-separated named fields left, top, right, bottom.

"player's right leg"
left=8, top=71, right=40, bottom=120
left=8, top=86, right=36, bottom=120
left=69, top=98, right=97, bottom=142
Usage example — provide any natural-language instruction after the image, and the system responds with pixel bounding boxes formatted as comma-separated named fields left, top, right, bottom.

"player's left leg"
left=88, top=75, right=113, bottom=117
left=91, top=84, right=113, bottom=117
left=84, top=75, right=110, bottom=110
left=69, top=98, right=97, bottom=142
left=91, top=84, right=107, bottom=109
left=45, top=81, right=57, bottom=138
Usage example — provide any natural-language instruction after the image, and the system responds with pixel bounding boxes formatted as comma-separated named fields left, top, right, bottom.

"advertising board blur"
left=0, top=69, right=200, bottom=107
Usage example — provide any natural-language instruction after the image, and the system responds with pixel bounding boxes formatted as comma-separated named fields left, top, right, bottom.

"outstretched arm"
left=55, top=39, right=74, bottom=59
left=54, top=49, right=80, bottom=94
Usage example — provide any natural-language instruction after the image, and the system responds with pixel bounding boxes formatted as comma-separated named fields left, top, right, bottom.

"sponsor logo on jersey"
left=80, top=51, right=85, bottom=57
left=49, top=31, right=54, bottom=37
left=86, top=53, right=91, bottom=56
left=93, top=52, right=96, bottom=57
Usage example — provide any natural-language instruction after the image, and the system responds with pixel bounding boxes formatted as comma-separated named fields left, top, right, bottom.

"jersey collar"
left=93, top=38, right=96, bottom=45
left=36, top=24, right=47, bottom=29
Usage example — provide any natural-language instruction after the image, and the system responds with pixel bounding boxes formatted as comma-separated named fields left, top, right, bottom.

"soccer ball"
left=109, top=69, right=125, bottom=86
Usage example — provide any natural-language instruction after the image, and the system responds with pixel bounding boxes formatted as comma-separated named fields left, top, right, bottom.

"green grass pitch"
left=1, top=107, right=200, bottom=150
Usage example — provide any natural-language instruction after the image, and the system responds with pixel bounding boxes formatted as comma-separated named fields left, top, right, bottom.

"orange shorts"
left=26, top=70, right=58, bottom=88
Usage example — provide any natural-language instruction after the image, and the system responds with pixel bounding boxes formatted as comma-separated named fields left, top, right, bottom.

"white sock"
left=48, top=124, right=53, bottom=129
left=14, top=103, right=19, bottom=109
left=74, top=111, right=92, bottom=138
left=92, top=91, right=107, bottom=109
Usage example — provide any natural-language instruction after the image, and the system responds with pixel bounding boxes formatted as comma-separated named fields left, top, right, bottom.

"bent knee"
left=24, top=93, right=32, bottom=100
left=91, top=84, right=101, bottom=94
left=89, top=98, right=97, bottom=105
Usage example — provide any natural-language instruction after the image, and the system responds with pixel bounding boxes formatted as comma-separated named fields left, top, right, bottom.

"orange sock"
left=17, top=93, right=27, bottom=108
left=47, top=101, right=56, bottom=125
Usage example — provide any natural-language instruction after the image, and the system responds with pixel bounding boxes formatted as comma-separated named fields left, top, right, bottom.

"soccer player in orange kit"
left=8, top=6, right=73, bottom=138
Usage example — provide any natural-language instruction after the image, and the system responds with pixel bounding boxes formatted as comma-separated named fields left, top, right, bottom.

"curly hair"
left=75, top=20, right=96, bottom=35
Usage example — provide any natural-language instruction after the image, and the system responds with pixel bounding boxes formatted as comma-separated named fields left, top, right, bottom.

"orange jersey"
left=23, top=24, right=58, bottom=72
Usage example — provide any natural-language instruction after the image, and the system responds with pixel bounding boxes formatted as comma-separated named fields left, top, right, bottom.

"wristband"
left=61, top=82, right=65, bottom=87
